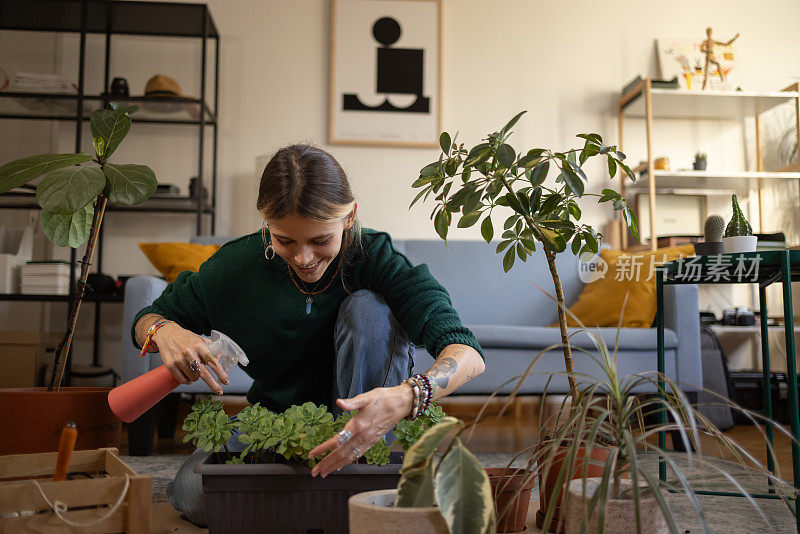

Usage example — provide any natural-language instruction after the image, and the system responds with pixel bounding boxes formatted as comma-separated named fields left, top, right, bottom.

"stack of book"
left=21, top=261, right=78, bottom=295
left=9, top=72, right=77, bottom=94
left=755, top=232, right=786, bottom=252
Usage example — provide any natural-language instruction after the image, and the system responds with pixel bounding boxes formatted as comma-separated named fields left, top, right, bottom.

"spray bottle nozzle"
left=207, top=330, right=249, bottom=370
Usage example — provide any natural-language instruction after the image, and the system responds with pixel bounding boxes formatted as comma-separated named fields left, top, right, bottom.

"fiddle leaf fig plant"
left=0, top=103, right=157, bottom=391
left=412, top=111, right=638, bottom=404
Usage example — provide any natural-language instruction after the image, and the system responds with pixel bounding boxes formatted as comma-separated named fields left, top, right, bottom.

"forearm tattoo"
left=426, top=357, right=458, bottom=393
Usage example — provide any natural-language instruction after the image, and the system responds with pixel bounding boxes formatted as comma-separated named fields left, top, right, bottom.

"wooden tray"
left=0, top=447, right=151, bottom=533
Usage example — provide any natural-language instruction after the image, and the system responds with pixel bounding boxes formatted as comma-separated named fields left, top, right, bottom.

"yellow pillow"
left=566, top=244, right=695, bottom=328
left=139, top=242, right=221, bottom=283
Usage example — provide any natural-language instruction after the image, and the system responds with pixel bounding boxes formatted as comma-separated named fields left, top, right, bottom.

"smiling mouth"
left=297, top=261, right=321, bottom=273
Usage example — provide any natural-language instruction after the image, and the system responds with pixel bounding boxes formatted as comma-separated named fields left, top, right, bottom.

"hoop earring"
left=261, top=223, right=275, bottom=260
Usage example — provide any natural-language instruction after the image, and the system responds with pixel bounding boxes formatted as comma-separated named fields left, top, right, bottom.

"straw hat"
left=144, top=74, right=191, bottom=99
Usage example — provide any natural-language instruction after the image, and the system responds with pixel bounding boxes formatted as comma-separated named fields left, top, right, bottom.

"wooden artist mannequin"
left=702, top=27, right=740, bottom=89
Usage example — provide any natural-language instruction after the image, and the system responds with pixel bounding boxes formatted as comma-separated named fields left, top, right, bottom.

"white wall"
left=2, top=0, right=799, bottom=373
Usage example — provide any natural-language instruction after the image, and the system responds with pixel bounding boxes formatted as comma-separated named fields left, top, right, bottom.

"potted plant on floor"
left=411, top=111, right=639, bottom=531
left=186, top=398, right=447, bottom=534
left=349, top=415, right=496, bottom=534
left=0, top=104, right=157, bottom=454
left=721, top=194, right=757, bottom=253
left=533, top=306, right=797, bottom=533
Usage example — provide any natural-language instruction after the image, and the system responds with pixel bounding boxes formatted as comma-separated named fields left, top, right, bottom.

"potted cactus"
left=694, top=214, right=725, bottom=255
left=721, top=194, right=757, bottom=253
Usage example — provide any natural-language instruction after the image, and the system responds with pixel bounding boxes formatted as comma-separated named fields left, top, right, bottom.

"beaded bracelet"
left=138, top=319, right=174, bottom=358
left=411, top=374, right=433, bottom=415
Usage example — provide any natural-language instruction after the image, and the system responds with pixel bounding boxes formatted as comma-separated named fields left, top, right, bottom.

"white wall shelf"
left=621, top=88, right=799, bottom=120
left=628, top=169, right=800, bottom=193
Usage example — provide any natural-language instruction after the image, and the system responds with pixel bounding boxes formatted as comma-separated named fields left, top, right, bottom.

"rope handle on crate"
left=30, top=474, right=130, bottom=527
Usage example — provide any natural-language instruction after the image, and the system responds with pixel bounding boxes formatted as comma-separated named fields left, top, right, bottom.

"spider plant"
left=476, top=294, right=797, bottom=533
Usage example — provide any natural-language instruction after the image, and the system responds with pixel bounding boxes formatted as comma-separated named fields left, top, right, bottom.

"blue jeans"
left=167, top=290, right=415, bottom=527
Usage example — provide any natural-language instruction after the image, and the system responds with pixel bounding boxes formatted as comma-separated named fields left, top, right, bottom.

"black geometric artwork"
left=342, top=16, right=430, bottom=114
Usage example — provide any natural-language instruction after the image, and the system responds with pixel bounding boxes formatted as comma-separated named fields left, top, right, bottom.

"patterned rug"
left=121, top=453, right=797, bottom=533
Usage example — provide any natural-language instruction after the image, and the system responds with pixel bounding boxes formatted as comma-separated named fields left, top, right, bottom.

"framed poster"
left=657, top=37, right=740, bottom=91
left=329, top=0, right=441, bottom=147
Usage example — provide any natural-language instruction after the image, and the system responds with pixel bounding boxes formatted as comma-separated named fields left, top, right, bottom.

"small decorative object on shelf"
left=702, top=27, right=740, bottom=90
left=694, top=214, right=725, bottom=255
left=693, top=151, right=708, bottom=170
left=722, top=193, right=757, bottom=253
left=654, top=156, right=670, bottom=170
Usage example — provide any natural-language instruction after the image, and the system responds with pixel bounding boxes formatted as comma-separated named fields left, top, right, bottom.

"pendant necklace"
left=287, top=260, right=341, bottom=314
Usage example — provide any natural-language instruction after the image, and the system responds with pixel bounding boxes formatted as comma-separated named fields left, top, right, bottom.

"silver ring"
left=337, top=429, right=352, bottom=445
left=188, top=360, right=200, bottom=373
left=350, top=445, right=361, bottom=459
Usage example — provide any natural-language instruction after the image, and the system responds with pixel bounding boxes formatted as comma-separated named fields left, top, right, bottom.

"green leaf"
left=419, top=161, right=442, bottom=178
left=92, top=137, right=106, bottom=158
left=503, top=247, right=515, bottom=272
left=402, top=416, right=461, bottom=468
left=516, top=242, right=528, bottom=262
left=496, top=240, right=512, bottom=253
left=499, top=110, right=526, bottom=136
left=539, top=193, right=562, bottom=215
left=396, top=459, right=435, bottom=507
left=89, top=108, right=131, bottom=159
left=495, top=144, right=515, bottom=168
left=505, top=192, right=526, bottom=215
left=567, top=202, right=581, bottom=220
left=517, top=154, right=540, bottom=169
left=529, top=161, right=549, bottom=186
left=102, top=164, right=157, bottom=206
left=35, top=164, right=105, bottom=215
left=624, top=206, right=640, bottom=241
left=571, top=234, right=582, bottom=255
left=434, top=209, right=450, bottom=240
left=457, top=211, right=482, bottom=228
left=480, top=216, right=494, bottom=243
left=599, top=188, right=621, bottom=202
left=530, top=187, right=542, bottom=213
left=41, top=201, right=95, bottom=248
left=434, top=438, right=494, bottom=534
left=465, top=143, right=492, bottom=167
left=440, top=132, right=452, bottom=154
left=607, top=156, right=617, bottom=179
left=445, top=159, right=458, bottom=177
left=561, top=164, right=584, bottom=197
left=0, top=153, right=93, bottom=194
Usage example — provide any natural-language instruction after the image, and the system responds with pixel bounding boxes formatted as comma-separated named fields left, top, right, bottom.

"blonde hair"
left=257, top=145, right=362, bottom=285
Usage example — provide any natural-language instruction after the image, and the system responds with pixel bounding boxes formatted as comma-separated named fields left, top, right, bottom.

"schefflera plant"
left=411, top=111, right=639, bottom=403
left=396, top=416, right=495, bottom=534
left=0, top=103, right=157, bottom=390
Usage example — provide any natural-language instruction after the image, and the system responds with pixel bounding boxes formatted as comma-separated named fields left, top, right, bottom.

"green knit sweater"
left=132, top=229, right=482, bottom=411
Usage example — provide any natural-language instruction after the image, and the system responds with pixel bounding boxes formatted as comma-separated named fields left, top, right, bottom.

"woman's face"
left=266, top=211, right=354, bottom=283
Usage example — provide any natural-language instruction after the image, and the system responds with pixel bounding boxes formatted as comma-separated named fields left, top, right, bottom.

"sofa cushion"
left=467, top=324, right=678, bottom=351
left=397, top=240, right=584, bottom=327
left=139, top=242, right=221, bottom=282
left=566, top=244, right=694, bottom=328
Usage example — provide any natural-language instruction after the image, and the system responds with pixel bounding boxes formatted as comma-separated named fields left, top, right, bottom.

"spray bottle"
left=108, top=330, right=249, bottom=423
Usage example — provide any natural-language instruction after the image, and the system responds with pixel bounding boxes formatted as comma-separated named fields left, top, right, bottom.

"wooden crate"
left=0, top=447, right=151, bottom=533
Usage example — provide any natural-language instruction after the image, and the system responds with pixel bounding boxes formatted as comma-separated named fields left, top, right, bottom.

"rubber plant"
left=395, top=416, right=495, bottom=534
left=411, top=111, right=639, bottom=404
left=724, top=193, right=753, bottom=237
left=0, top=103, right=157, bottom=390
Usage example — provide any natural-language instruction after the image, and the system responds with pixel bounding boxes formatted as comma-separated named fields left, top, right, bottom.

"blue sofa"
left=121, top=236, right=701, bottom=453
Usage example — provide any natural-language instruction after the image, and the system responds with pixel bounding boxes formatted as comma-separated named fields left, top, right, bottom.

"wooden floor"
left=123, top=394, right=796, bottom=478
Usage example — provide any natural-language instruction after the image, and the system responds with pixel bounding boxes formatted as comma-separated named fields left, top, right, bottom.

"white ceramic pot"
left=565, top=478, right=668, bottom=534
left=721, top=235, right=758, bottom=254
left=349, top=489, right=449, bottom=534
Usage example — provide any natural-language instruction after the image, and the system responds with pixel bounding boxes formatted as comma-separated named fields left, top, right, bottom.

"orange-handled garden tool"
left=53, top=421, right=77, bottom=482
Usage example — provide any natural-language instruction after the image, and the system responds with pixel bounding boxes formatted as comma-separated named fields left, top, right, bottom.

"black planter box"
left=730, top=371, right=789, bottom=425
left=195, top=452, right=403, bottom=534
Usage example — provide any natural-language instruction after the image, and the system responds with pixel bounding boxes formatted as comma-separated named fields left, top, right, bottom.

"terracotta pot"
left=536, top=445, right=610, bottom=533
left=565, top=478, right=668, bottom=534
left=349, top=489, right=449, bottom=534
left=486, top=467, right=535, bottom=533
left=0, top=387, right=120, bottom=455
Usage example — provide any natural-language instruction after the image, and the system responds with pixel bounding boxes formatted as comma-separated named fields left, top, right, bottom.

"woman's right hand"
left=151, top=323, right=230, bottom=395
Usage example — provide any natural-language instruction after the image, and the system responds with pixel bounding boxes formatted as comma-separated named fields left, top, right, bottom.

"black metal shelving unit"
left=0, top=0, right=220, bottom=381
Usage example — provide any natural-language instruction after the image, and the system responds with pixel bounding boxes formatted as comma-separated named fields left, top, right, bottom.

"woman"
left=132, top=144, right=485, bottom=524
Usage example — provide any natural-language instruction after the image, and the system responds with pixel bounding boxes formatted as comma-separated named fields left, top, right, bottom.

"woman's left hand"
left=309, top=384, right=412, bottom=477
